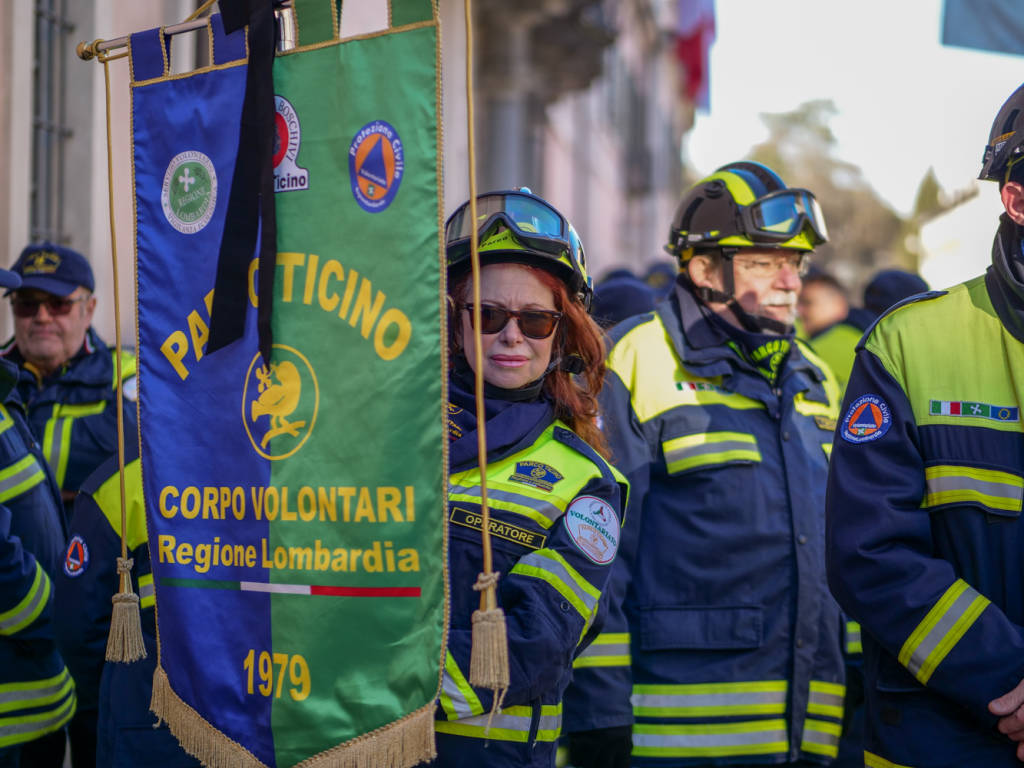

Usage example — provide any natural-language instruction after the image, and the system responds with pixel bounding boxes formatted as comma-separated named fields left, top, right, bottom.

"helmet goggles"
left=445, top=191, right=583, bottom=267
left=738, top=188, right=828, bottom=247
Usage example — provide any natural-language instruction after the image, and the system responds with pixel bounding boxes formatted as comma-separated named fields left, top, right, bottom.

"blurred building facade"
left=1, top=0, right=696, bottom=344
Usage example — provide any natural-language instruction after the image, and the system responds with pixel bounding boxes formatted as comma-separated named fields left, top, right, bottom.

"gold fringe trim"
left=151, top=666, right=268, bottom=768
left=293, top=704, right=436, bottom=768
left=105, top=557, right=146, bottom=662
left=153, top=666, right=437, bottom=768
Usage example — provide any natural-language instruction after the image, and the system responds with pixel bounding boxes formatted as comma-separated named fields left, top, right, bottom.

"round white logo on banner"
left=161, top=150, right=217, bottom=234
left=564, top=495, right=619, bottom=565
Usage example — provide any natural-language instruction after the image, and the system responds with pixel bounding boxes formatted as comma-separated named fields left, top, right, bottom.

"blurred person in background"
left=798, top=270, right=874, bottom=390
left=591, top=272, right=657, bottom=330
left=827, top=81, right=1024, bottom=767
left=642, top=261, right=678, bottom=301
left=861, top=268, right=929, bottom=318
left=565, top=161, right=846, bottom=768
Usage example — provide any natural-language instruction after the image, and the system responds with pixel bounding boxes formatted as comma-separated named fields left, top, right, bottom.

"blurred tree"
left=747, top=99, right=923, bottom=297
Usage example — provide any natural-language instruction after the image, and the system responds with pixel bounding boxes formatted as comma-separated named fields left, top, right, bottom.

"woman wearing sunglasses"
left=432, top=189, right=628, bottom=768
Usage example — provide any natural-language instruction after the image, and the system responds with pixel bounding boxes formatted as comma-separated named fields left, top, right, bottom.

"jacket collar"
left=986, top=214, right=1024, bottom=345
left=660, top=276, right=829, bottom=405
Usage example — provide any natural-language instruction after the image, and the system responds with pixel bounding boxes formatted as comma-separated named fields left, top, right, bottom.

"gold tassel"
left=105, top=556, right=146, bottom=662
left=469, top=571, right=509, bottom=734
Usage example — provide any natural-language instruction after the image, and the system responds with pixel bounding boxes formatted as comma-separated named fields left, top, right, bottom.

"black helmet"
left=445, top=188, right=593, bottom=310
left=665, top=161, right=827, bottom=258
left=980, top=83, right=1024, bottom=183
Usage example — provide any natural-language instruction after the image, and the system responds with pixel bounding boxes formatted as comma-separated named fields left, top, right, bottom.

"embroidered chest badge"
left=508, top=461, right=563, bottom=492
left=929, top=400, right=1019, bottom=422
left=840, top=394, right=892, bottom=443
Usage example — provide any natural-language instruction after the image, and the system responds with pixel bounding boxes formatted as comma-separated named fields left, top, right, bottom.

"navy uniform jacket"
left=55, top=443, right=198, bottom=767
left=568, top=280, right=846, bottom=766
left=0, top=357, right=76, bottom=748
left=827, top=216, right=1024, bottom=767
left=1, top=328, right=137, bottom=517
left=431, top=375, right=627, bottom=768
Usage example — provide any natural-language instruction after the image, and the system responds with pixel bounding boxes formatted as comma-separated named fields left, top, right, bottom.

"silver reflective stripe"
left=139, top=581, right=155, bottom=602
left=578, top=641, right=629, bottom=659
left=449, top=484, right=561, bottom=525
left=808, top=689, right=843, bottom=710
left=0, top=688, right=73, bottom=740
left=926, top=473, right=1023, bottom=505
left=448, top=708, right=562, bottom=735
left=0, top=670, right=69, bottom=706
left=0, top=457, right=43, bottom=500
left=633, top=726, right=788, bottom=749
left=0, top=568, right=46, bottom=634
left=633, top=689, right=786, bottom=710
left=516, top=552, right=598, bottom=615
left=907, top=586, right=981, bottom=679
left=441, top=670, right=475, bottom=719
left=665, top=439, right=756, bottom=465
left=803, top=724, right=840, bottom=749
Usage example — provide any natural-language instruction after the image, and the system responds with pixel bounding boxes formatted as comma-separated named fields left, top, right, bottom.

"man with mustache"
left=565, top=162, right=847, bottom=768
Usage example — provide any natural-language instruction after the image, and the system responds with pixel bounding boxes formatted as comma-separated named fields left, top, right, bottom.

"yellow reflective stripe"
left=807, top=680, right=845, bottom=719
left=0, top=668, right=73, bottom=714
left=846, top=620, right=862, bottom=654
left=42, top=402, right=107, bottom=489
left=435, top=703, right=561, bottom=743
left=633, top=681, right=787, bottom=718
left=112, top=350, right=137, bottom=386
left=800, top=718, right=840, bottom=757
left=574, top=632, right=630, bottom=668
left=56, top=402, right=107, bottom=418
left=0, top=406, right=14, bottom=437
left=662, top=431, right=760, bottom=474
left=898, top=579, right=990, bottom=684
left=632, top=719, right=788, bottom=757
left=822, top=442, right=832, bottom=460
left=138, top=573, right=155, bottom=609
left=510, top=549, right=600, bottom=626
left=0, top=563, right=49, bottom=635
left=0, top=685, right=75, bottom=748
left=865, top=750, right=916, bottom=768
left=923, top=465, right=1023, bottom=512
left=439, top=651, right=484, bottom=720
left=0, top=453, right=45, bottom=505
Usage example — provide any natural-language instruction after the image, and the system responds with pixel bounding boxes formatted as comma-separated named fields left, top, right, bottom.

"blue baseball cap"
left=9, top=242, right=95, bottom=297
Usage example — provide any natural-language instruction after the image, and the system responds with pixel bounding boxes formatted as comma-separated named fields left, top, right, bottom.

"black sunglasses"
left=11, top=295, right=89, bottom=319
left=464, top=303, right=562, bottom=339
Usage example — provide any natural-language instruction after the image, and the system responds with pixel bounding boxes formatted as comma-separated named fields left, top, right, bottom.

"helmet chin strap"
left=692, top=256, right=794, bottom=335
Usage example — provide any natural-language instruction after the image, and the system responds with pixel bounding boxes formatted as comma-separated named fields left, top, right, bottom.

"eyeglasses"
left=11, top=295, right=89, bottom=319
left=463, top=303, right=562, bottom=339
left=738, top=188, right=828, bottom=247
left=730, top=252, right=811, bottom=279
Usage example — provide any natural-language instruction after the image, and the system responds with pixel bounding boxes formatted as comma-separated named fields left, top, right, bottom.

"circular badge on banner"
left=162, top=150, right=217, bottom=234
left=564, top=495, right=620, bottom=565
left=840, top=393, right=892, bottom=444
left=348, top=120, right=404, bottom=213
left=242, top=345, right=320, bottom=461
left=64, top=534, right=89, bottom=578
left=273, top=95, right=310, bottom=193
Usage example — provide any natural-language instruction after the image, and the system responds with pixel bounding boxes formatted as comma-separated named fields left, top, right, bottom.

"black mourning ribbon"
left=207, top=0, right=278, bottom=364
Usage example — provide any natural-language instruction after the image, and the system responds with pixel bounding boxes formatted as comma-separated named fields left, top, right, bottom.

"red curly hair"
left=451, top=265, right=609, bottom=459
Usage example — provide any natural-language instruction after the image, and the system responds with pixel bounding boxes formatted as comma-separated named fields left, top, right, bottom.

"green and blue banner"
left=130, top=3, right=446, bottom=766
